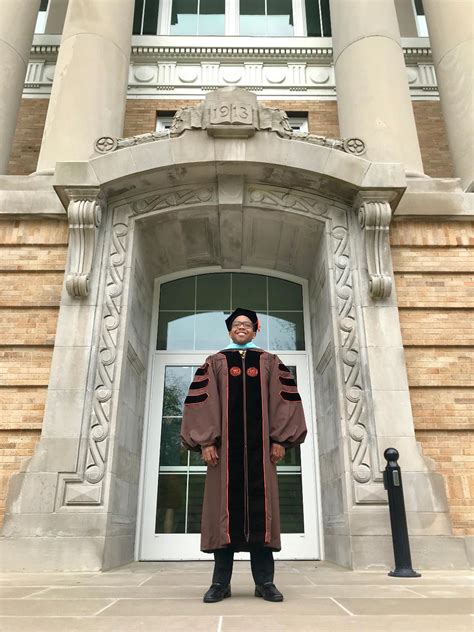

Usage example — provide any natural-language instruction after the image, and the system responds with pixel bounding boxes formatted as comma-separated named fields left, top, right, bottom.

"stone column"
left=0, top=0, right=40, bottom=174
left=36, top=0, right=134, bottom=173
left=423, top=0, right=474, bottom=191
left=329, top=0, right=424, bottom=174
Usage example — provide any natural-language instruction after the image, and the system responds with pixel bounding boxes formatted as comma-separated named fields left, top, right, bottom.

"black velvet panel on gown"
left=222, top=349, right=267, bottom=552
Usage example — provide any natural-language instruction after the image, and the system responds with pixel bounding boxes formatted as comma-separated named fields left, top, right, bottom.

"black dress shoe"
left=203, top=583, right=231, bottom=603
left=254, top=582, right=284, bottom=602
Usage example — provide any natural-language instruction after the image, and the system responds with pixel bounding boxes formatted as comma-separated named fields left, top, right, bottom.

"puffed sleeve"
left=268, top=354, right=307, bottom=449
left=180, top=356, right=222, bottom=452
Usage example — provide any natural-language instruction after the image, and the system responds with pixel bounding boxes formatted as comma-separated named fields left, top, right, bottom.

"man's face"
left=229, top=315, right=257, bottom=345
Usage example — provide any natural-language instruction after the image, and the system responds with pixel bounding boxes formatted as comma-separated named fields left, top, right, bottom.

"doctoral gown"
left=180, top=348, right=307, bottom=553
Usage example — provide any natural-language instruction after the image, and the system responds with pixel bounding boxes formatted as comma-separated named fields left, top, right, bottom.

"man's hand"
left=201, top=445, right=219, bottom=466
left=270, top=443, right=285, bottom=464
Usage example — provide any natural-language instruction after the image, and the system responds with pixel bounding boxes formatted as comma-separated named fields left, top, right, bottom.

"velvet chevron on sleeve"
left=268, top=355, right=307, bottom=449
left=180, top=357, right=222, bottom=452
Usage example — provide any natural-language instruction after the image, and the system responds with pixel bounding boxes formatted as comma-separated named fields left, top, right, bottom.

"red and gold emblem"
left=246, top=367, right=259, bottom=377
left=229, top=367, right=242, bottom=377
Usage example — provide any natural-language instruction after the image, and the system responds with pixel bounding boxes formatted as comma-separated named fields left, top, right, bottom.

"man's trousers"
left=212, top=546, right=275, bottom=586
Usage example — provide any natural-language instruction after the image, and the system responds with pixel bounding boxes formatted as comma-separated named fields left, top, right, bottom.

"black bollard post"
left=383, top=448, right=421, bottom=578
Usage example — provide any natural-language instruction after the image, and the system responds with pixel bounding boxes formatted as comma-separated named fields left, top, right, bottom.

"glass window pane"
left=415, top=0, right=424, bottom=15
left=268, top=312, right=305, bottom=350
left=268, top=277, right=302, bottom=310
left=143, top=0, right=160, bottom=34
left=240, top=0, right=265, bottom=15
left=305, top=0, right=321, bottom=36
left=133, top=0, right=145, bottom=34
left=321, top=0, right=331, bottom=36
left=160, top=418, right=188, bottom=466
left=160, top=277, right=195, bottom=310
left=231, top=273, right=267, bottom=311
left=157, top=312, right=194, bottom=350
left=199, top=0, right=225, bottom=35
left=163, top=366, right=194, bottom=415
left=254, top=312, right=269, bottom=350
left=278, top=474, right=304, bottom=533
left=170, top=0, right=198, bottom=34
left=156, top=474, right=186, bottom=533
left=240, top=0, right=266, bottom=35
left=195, top=311, right=231, bottom=350
left=267, top=0, right=293, bottom=36
left=187, top=474, right=205, bottom=532
left=196, top=273, right=230, bottom=310
left=280, top=444, right=301, bottom=466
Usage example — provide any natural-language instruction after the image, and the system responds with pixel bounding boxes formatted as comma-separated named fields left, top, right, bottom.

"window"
left=157, top=272, right=305, bottom=351
left=304, top=0, right=331, bottom=37
left=413, top=0, right=428, bottom=36
left=240, top=0, right=294, bottom=37
left=286, top=112, right=309, bottom=134
left=35, top=0, right=49, bottom=33
left=133, top=0, right=331, bottom=36
left=134, top=0, right=161, bottom=34
left=170, top=0, right=225, bottom=35
left=156, top=112, right=176, bottom=132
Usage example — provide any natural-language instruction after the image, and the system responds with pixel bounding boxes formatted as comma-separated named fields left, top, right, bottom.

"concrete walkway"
left=0, top=561, right=472, bottom=631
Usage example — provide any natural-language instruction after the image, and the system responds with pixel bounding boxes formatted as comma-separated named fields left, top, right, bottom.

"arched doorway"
left=138, top=270, right=321, bottom=560
left=4, top=90, right=452, bottom=572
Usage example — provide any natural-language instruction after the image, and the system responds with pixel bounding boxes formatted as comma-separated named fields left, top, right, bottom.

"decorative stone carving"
left=245, top=184, right=374, bottom=492
left=61, top=186, right=216, bottom=506
left=94, top=87, right=366, bottom=156
left=65, top=189, right=104, bottom=298
left=293, top=134, right=366, bottom=155
left=332, top=224, right=372, bottom=485
left=132, top=186, right=215, bottom=215
left=356, top=196, right=393, bottom=299
left=95, top=131, right=169, bottom=154
left=26, top=43, right=438, bottom=98
left=60, top=179, right=387, bottom=506
left=247, top=186, right=329, bottom=216
left=61, top=206, right=129, bottom=506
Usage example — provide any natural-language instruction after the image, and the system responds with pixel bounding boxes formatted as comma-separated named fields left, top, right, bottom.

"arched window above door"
left=156, top=272, right=305, bottom=351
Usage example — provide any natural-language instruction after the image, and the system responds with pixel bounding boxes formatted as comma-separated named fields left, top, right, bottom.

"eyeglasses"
left=231, top=322, right=254, bottom=330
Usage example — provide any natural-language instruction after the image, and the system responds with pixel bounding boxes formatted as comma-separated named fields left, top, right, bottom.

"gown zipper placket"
left=239, top=350, right=250, bottom=543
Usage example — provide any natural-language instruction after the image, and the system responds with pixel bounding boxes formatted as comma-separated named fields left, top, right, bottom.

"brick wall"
left=125, top=99, right=452, bottom=177
left=391, top=219, right=474, bottom=536
left=8, top=99, right=48, bottom=176
left=7, top=97, right=454, bottom=178
left=0, top=219, right=67, bottom=524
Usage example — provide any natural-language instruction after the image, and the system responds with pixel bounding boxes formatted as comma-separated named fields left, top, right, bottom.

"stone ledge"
left=351, top=535, right=470, bottom=570
left=0, top=175, right=66, bottom=217
left=395, top=178, right=474, bottom=218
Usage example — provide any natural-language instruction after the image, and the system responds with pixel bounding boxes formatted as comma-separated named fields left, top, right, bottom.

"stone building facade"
left=0, top=0, right=472, bottom=571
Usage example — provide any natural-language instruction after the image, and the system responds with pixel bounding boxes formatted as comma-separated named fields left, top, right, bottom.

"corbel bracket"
left=65, top=188, right=104, bottom=298
left=355, top=193, right=394, bottom=299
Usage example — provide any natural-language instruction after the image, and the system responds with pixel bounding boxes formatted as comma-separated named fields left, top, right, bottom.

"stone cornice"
left=130, top=45, right=334, bottom=60
left=29, top=42, right=432, bottom=63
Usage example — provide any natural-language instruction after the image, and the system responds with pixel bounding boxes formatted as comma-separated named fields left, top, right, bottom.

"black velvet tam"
left=225, top=307, right=259, bottom=331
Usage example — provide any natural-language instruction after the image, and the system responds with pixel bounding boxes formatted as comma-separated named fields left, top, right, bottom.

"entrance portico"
left=1, top=90, right=465, bottom=572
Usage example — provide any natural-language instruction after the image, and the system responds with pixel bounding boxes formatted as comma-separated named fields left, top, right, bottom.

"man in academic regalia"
left=181, top=308, right=307, bottom=603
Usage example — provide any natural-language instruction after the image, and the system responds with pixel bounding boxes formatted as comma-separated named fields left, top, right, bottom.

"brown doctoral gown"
left=180, top=348, right=307, bottom=553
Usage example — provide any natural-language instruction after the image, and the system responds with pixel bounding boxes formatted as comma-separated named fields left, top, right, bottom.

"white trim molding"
left=24, top=35, right=438, bottom=99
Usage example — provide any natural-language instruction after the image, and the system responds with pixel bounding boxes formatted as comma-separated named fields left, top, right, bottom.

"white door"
left=139, top=351, right=320, bottom=560
left=137, top=271, right=322, bottom=560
